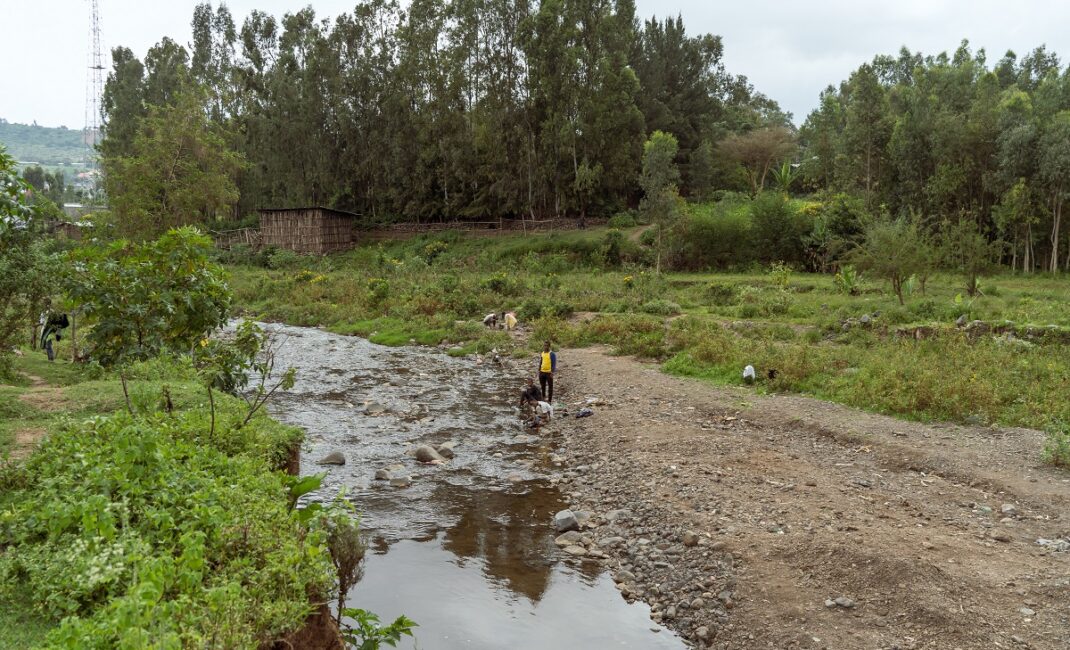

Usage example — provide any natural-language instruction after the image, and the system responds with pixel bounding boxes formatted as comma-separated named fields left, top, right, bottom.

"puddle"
left=265, top=323, right=684, bottom=649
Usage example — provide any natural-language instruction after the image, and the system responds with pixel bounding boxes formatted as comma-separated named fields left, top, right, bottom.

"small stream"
left=264, top=324, right=684, bottom=649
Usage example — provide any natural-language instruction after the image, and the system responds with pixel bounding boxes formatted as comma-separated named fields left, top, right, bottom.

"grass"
left=220, top=227, right=1070, bottom=467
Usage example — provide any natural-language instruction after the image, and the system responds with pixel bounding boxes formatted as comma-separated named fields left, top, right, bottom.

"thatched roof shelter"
left=258, top=207, right=360, bottom=254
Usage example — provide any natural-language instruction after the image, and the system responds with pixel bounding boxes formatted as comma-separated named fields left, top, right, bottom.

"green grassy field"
left=222, top=226, right=1070, bottom=466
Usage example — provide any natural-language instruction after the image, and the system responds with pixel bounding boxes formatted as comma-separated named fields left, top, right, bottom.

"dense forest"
left=98, top=0, right=786, bottom=223
left=799, top=42, right=1070, bottom=273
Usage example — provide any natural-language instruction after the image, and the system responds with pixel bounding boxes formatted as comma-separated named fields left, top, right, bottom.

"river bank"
left=546, top=346, right=1070, bottom=649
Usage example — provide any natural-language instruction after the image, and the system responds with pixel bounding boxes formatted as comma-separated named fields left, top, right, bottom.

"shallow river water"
left=264, top=324, right=684, bottom=649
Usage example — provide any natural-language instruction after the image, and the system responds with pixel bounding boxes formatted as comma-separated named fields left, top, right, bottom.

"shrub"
left=1044, top=427, right=1070, bottom=467
left=600, top=230, right=625, bottom=268
left=608, top=212, right=637, bottom=229
left=267, top=248, right=303, bottom=269
left=519, top=298, right=573, bottom=321
left=704, top=283, right=740, bottom=306
left=666, top=199, right=752, bottom=270
left=640, top=299, right=682, bottom=316
left=0, top=409, right=330, bottom=648
left=833, top=265, right=863, bottom=295
left=480, top=272, right=522, bottom=296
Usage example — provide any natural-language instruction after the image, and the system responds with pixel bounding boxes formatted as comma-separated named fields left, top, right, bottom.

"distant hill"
left=0, top=119, right=95, bottom=171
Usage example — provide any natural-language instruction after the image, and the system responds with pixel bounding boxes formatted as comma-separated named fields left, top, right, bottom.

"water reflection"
left=263, top=324, right=684, bottom=648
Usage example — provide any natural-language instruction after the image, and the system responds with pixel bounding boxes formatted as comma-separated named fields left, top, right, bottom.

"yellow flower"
left=200, top=339, right=208, bottom=347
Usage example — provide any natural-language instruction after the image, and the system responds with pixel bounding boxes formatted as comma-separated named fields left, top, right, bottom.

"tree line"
left=99, top=0, right=785, bottom=235
left=799, top=41, right=1070, bottom=273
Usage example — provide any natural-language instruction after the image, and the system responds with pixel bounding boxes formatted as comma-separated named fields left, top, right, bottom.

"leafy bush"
left=0, top=409, right=330, bottom=648
left=738, top=286, right=791, bottom=318
left=65, top=228, right=232, bottom=367
left=519, top=298, right=573, bottom=321
left=1044, top=426, right=1070, bottom=467
left=420, top=240, right=448, bottom=264
left=600, top=230, right=625, bottom=268
left=267, top=248, right=303, bottom=270
left=607, top=212, right=637, bottom=229
left=833, top=265, right=863, bottom=295
left=480, top=272, right=522, bottom=296
left=704, top=283, right=740, bottom=306
left=640, top=299, right=681, bottom=316
left=666, top=199, right=752, bottom=270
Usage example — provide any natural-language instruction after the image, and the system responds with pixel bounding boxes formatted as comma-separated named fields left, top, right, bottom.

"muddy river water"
left=264, top=324, right=685, bottom=649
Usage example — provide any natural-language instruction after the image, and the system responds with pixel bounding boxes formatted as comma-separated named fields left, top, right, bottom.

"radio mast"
left=83, top=0, right=104, bottom=171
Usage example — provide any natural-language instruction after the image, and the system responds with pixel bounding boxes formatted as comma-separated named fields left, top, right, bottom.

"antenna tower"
left=84, top=0, right=104, bottom=169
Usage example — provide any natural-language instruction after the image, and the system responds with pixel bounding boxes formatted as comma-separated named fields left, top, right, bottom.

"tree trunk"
left=1051, top=194, right=1062, bottom=273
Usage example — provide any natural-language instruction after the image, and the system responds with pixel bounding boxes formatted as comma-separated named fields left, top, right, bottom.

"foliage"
left=607, top=211, right=637, bottom=229
left=719, top=126, right=797, bottom=194
left=800, top=42, right=1070, bottom=272
left=66, top=228, right=231, bottom=367
left=0, top=406, right=331, bottom=649
left=100, top=3, right=784, bottom=222
left=102, top=91, right=246, bottom=240
left=833, top=265, right=863, bottom=295
left=940, top=219, right=1004, bottom=297
left=850, top=217, right=933, bottom=304
left=0, top=147, right=55, bottom=377
left=641, top=131, right=682, bottom=273
left=340, top=609, right=417, bottom=650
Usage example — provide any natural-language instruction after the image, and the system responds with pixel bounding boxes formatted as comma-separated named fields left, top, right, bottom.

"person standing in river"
left=538, top=341, right=556, bottom=404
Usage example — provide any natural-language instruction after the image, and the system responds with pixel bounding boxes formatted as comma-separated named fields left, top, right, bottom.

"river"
left=264, top=323, right=685, bottom=649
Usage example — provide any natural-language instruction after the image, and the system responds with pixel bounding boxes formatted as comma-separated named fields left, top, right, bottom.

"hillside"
left=0, top=119, right=94, bottom=170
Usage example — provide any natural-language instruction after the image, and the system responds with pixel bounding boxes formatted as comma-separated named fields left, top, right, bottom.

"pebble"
left=682, top=530, right=700, bottom=547
left=389, top=476, right=411, bottom=488
left=554, top=509, right=580, bottom=533
left=373, top=469, right=391, bottom=481
left=1001, top=503, right=1018, bottom=517
left=1019, top=607, right=1035, bottom=617
left=563, top=545, right=588, bottom=557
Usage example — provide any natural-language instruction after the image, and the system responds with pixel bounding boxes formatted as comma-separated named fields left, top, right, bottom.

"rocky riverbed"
left=543, top=346, right=1070, bottom=649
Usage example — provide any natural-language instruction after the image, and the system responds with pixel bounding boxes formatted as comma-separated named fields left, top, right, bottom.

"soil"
left=16, top=374, right=66, bottom=412
left=547, top=346, right=1070, bottom=649
left=10, top=428, right=46, bottom=460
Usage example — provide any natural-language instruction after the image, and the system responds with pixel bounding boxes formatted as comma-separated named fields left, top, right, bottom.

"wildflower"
left=200, top=339, right=208, bottom=347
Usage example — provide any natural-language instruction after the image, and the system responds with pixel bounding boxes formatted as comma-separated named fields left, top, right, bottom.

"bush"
left=666, top=199, right=752, bottom=270
left=267, top=248, right=303, bottom=270
left=738, top=286, right=791, bottom=318
left=600, top=230, right=625, bottom=268
left=704, top=283, right=740, bottom=306
left=750, top=193, right=809, bottom=265
left=607, top=212, right=637, bottom=229
left=0, top=409, right=329, bottom=648
left=519, top=298, right=574, bottom=321
left=640, top=299, right=682, bottom=316
left=1044, top=427, right=1070, bottom=467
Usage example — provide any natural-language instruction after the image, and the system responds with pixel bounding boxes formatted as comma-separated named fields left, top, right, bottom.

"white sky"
left=2, top=1, right=1068, bottom=129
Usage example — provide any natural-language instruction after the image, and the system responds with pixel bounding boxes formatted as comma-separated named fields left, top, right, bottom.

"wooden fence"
left=211, top=227, right=262, bottom=249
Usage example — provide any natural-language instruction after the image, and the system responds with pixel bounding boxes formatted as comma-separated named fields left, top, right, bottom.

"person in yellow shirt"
left=538, top=341, right=556, bottom=403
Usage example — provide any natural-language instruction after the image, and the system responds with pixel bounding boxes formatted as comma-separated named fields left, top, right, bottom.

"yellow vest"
left=540, top=352, right=553, bottom=373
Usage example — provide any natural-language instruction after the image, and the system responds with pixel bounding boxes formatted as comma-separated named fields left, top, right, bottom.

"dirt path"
left=547, top=347, right=1070, bottom=649
left=8, top=374, right=64, bottom=459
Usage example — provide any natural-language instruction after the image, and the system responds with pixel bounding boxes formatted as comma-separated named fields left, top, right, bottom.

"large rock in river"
left=317, top=451, right=346, bottom=465
left=554, top=509, right=580, bottom=533
left=415, top=445, right=446, bottom=463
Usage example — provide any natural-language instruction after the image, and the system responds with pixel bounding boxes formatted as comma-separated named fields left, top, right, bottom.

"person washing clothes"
left=538, top=341, right=556, bottom=404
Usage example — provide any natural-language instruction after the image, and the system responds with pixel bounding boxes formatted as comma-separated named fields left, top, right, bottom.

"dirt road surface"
left=546, top=347, right=1070, bottom=649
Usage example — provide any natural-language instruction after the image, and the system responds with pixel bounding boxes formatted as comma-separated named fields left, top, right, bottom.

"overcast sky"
left=3, top=1, right=1069, bottom=129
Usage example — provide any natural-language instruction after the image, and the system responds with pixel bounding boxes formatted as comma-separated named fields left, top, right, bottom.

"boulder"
left=374, top=469, right=391, bottom=481
left=682, top=530, right=700, bottom=547
left=436, top=441, right=457, bottom=459
left=563, top=545, right=587, bottom=557
left=415, top=445, right=446, bottom=463
left=317, top=451, right=346, bottom=465
left=555, top=531, right=584, bottom=547
left=554, top=509, right=580, bottom=533
left=389, top=476, right=412, bottom=488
